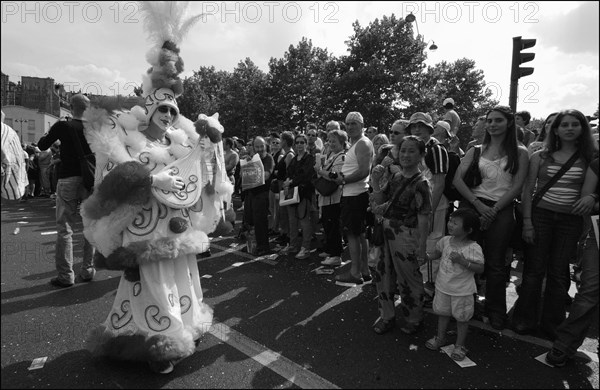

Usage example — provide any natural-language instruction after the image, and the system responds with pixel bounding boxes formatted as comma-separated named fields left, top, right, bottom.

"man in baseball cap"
left=442, top=97, right=461, bottom=138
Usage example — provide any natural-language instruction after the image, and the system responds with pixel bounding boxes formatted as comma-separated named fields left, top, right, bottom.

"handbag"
left=313, top=177, right=339, bottom=196
left=532, top=151, right=580, bottom=207
left=270, top=179, right=280, bottom=194
left=69, top=124, right=95, bottom=192
left=312, top=152, right=343, bottom=196
left=462, top=145, right=482, bottom=188
left=371, top=221, right=385, bottom=246
left=279, top=186, right=300, bottom=206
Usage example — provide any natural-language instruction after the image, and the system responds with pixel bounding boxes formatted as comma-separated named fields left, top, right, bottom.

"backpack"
left=443, top=150, right=462, bottom=201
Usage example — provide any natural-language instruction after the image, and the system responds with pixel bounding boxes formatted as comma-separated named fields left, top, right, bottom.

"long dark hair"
left=483, top=105, right=520, bottom=174
left=537, top=112, right=558, bottom=143
left=543, top=109, right=598, bottom=165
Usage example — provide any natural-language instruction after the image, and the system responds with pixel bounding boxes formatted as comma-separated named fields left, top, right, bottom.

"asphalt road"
left=1, top=195, right=598, bottom=389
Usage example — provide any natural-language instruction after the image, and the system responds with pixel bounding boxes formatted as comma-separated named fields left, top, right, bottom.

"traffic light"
left=509, top=36, right=536, bottom=111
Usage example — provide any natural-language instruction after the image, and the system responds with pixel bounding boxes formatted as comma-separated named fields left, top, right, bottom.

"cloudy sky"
left=1, top=1, right=598, bottom=120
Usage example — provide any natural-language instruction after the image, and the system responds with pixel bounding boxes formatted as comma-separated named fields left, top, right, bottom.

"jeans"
left=243, top=189, right=270, bottom=250
left=460, top=199, right=515, bottom=322
left=321, top=203, right=343, bottom=256
left=553, top=230, right=598, bottom=357
left=288, top=197, right=314, bottom=251
left=513, top=207, right=583, bottom=334
left=55, top=176, right=95, bottom=283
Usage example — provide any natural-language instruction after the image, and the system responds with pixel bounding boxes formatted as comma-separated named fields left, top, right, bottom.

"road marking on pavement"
left=207, top=321, right=340, bottom=389
left=40, top=231, right=57, bottom=235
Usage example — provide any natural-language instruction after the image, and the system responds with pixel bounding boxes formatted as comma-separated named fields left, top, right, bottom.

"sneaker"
left=295, top=247, right=310, bottom=259
left=399, top=321, right=422, bottom=335
left=78, top=268, right=96, bottom=282
left=335, top=272, right=363, bottom=285
left=280, top=244, right=293, bottom=255
left=362, top=273, right=373, bottom=284
left=321, top=256, right=342, bottom=266
left=319, top=252, right=331, bottom=258
left=148, top=360, right=175, bottom=374
left=546, top=347, right=568, bottom=367
left=50, top=277, right=74, bottom=288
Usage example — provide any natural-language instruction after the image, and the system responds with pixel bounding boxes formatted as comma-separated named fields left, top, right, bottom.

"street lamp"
left=404, top=12, right=438, bottom=51
left=14, top=118, right=28, bottom=144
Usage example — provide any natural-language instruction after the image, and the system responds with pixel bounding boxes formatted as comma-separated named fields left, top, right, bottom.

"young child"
left=424, top=208, right=484, bottom=361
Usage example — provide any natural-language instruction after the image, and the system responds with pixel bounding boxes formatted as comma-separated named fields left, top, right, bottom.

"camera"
left=328, top=171, right=339, bottom=180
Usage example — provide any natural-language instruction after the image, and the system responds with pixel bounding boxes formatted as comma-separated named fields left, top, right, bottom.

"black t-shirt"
left=38, top=119, right=95, bottom=179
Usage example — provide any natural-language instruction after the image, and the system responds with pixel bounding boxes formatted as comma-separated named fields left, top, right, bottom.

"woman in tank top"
left=452, top=105, right=530, bottom=331
left=512, top=109, right=598, bottom=338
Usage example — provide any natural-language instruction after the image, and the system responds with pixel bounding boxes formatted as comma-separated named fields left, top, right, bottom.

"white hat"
left=443, top=98, right=455, bottom=107
left=143, top=87, right=180, bottom=125
left=435, top=121, right=452, bottom=138
left=345, top=111, right=364, bottom=124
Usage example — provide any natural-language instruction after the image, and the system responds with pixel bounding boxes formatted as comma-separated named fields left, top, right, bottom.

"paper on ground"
left=28, top=357, right=48, bottom=370
left=440, top=345, right=477, bottom=367
left=534, top=352, right=555, bottom=367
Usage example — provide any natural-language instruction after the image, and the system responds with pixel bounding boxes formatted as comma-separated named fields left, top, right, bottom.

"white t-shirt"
left=434, top=236, right=484, bottom=296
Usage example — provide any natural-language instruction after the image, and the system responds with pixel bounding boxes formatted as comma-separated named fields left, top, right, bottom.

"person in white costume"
left=83, top=2, right=233, bottom=374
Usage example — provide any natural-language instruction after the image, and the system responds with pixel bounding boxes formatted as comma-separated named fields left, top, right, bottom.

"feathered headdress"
left=138, top=1, right=203, bottom=98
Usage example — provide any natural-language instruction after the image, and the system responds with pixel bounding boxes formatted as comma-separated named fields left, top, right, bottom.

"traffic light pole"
left=509, top=36, right=536, bottom=112
left=509, top=37, right=520, bottom=112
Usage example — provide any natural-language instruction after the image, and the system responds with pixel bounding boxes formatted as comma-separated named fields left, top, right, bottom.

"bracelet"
left=586, top=193, right=599, bottom=201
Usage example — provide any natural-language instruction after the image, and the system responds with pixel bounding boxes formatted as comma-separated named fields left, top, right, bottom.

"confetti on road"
left=13, top=228, right=19, bottom=235
left=28, top=357, right=47, bottom=371
left=201, top=274, right=213, bottom=278
left=17, top=221, right=29, bottom=224
left=41, top=231, right=58, bottom=235
left=232, top=262, right=244, bottom=267
left=409, top=344, right=418, bottom=351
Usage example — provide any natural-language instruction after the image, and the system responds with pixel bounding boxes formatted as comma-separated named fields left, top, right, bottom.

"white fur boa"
left=82, top=107, right=233, bottom=258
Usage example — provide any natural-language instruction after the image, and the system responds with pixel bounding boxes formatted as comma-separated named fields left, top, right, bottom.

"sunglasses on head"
left=157, top=105, right=178, bottom=116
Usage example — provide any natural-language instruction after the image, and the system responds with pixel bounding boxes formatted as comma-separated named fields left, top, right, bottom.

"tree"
left=335, top=14, right=427, bottom=130
left=177, top=66, right=229, bottom=121
left=219, top=58, right=268, bottom=139
left=266, top=38, right=332, bottom=131
left=415, top=58, right=498, bottom=126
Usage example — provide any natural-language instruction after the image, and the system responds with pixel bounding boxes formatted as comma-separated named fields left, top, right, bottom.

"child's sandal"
left=451, top=345, right=468, bottom=361
left=425, top=336, right=447, bottom=350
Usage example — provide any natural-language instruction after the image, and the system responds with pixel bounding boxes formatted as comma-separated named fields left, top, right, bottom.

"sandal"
left=425, top=336, right=447, bottom=350
left=373, top=318, right=396, bottom=335
left=451, top=345, right=468, bottom=361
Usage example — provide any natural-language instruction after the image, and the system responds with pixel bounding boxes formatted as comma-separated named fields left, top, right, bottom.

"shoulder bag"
left=312, top=152, right=343, bottom=196
left=69, top=124, right=96, bottom=192
left=532, top=151, right=581, bottom=207
left=462, top=145, right=482, bottom=188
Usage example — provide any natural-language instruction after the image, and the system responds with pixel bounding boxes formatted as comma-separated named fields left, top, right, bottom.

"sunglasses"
left=307, top=134, right=317, bottom=137
left=392, top=131, right=403, bottom=135
left=295, top=141, right=306, bottom=145
left=157, top=105, right=178, bottom=116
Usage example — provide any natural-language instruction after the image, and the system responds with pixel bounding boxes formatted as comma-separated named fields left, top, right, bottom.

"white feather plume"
left=138, top=1, right=203, bottom=47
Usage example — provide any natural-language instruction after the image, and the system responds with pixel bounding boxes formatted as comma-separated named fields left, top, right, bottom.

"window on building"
left=28, top=120, right=35, bottom=130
